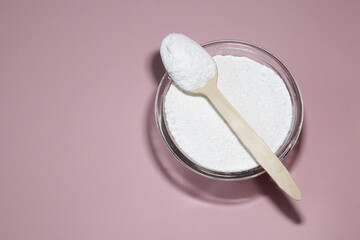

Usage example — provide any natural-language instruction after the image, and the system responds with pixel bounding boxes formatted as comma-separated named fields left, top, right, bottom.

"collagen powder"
left=160, top=33, right=217, bottom=91
left=164, top=55, right=293, bottom=173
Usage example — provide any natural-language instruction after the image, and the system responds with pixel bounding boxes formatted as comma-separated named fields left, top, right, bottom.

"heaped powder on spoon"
left=160, top=33, right=216, bottom=91
left=164, top=55, right=293, bottom=173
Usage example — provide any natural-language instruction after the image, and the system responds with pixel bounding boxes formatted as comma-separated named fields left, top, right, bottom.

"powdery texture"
left=164, top=55, right=293, bottom=173
left=160, top=33, right=217, bottom=91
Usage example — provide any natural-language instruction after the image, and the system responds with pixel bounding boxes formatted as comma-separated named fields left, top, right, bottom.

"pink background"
left=1, top=0, right=359, bottom=239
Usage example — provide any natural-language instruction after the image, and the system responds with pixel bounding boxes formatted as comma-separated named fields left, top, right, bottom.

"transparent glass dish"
left=155, top=40, right=303, bottom=180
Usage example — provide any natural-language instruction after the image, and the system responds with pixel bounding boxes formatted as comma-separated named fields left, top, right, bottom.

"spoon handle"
left=200, top=83, right=302, bottom=200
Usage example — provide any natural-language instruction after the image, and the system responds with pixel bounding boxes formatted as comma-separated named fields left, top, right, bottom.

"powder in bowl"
left=164, top=55, right=293, bottom=173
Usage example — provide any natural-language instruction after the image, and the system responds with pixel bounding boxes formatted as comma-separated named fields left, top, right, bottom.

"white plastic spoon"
left=160, top=33, right=301, bottom=200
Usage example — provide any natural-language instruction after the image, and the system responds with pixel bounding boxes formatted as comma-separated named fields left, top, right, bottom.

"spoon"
left=160, top=33, right=302, bottom=200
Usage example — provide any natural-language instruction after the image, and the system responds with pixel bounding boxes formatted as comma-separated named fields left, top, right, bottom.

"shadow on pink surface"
left=147, top=51, right=305, bottom=223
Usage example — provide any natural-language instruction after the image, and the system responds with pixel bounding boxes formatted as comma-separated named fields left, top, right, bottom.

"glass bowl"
left=155, top=40, right=303, bottom=180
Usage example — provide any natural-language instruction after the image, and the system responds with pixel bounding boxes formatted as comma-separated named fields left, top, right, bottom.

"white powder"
left=160, top=33, right=217, bottom=91
left=164, top=55, right=293, bottom=173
